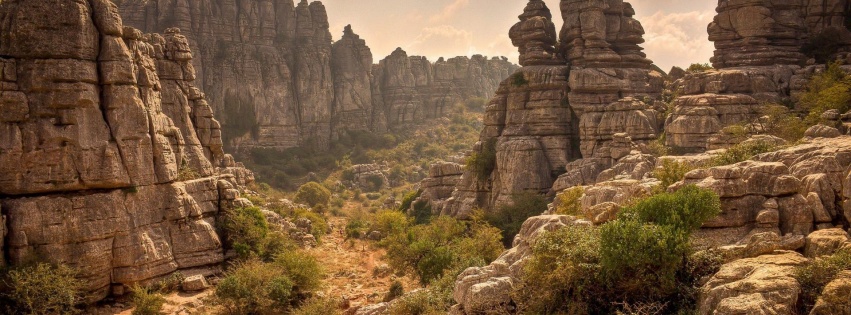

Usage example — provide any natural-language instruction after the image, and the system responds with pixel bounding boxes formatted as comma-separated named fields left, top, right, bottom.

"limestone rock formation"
left=434, top=0, right=663, bottom=218
left=698, top=252, right=809, bottom=315
left=810, top=270, right=851, bottom=315
left=417, top=162, right=465, bottom=212
left=666, top=0, right=851, bottom=152
left=0, top=0, right=252, bottom=301
left=117, top=1, right=517, bottom=151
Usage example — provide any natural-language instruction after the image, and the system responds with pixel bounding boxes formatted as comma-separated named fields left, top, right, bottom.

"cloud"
left=429, top=0, right=470, bottom=23
left=639, top=10, right=716, bottom=71
left=406, top=25, right=474, bottom=58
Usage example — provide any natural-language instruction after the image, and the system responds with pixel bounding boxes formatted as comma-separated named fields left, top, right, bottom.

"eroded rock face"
left=698, top=252, right=809, bottom=315
left=811, top=270, right=851, bottom=315
left=0, top=0, right=251, bottom=301
left=510, top=0, right=562, bottom=66
left=117, top=1, right=517, bottom=151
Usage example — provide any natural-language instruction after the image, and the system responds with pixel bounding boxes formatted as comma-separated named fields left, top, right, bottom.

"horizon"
left=323, top=0, right=717, bottom=72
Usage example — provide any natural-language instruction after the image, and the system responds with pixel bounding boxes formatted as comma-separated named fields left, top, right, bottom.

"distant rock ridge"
left=116, top=0, right=519, bottom=151
left=0, top=0, right=253, bottom=301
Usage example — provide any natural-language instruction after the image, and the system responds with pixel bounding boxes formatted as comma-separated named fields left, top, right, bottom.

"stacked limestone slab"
left=666, top=0, right=851, bottom=152
left=116, top=0, right=518, bottom=151
left=434, top=0, right=663, bottom=218
left=0, top=0, right=252, bottom=301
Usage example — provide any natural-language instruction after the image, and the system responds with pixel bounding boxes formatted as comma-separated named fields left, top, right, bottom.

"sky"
left=322, top=0, right=718, bottom=72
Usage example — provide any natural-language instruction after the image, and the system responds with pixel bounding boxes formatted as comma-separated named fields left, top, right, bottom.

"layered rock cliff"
left=666, top=0, right=851, bottom=152
left=0, top=0, right=253, bottom=300
left=439, top=0, right=664, bottom=218
left=116, top=0, right=518, bottom=151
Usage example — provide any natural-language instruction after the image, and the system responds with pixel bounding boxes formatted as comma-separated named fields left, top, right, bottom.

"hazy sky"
left=323, top=0, right=717, bottom=72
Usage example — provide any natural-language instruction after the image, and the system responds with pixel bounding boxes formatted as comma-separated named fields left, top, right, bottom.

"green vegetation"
left=686, top=63, right=713, bottom=72
left=710, top=140, right=779, bottom=167
left=754, top=104, right=808, bottom=141
left=294, top=182, right=331, bottom=208
left=799, top=62, right=851, bottom=125
left=795, top=249, right=851, bottom=313
left=220, top=206, right=281, bottom=260
left=0, top=262, right=84, bottom=315
left=177, top=161, right=200, bottom=181
left=381, top=216, right=503, bottom=285
left=485, top=192, right=549, bottom=247
left=291, top=297, right=341, bottom=315
left=384, top=281, right=405, bottom=302
left=553, top=186, right=584, bottom=216
left=652, top=159, right=696, bottom=191
left=514, top=185, right=721, bottom=314
left=511, top=72, right=529, bottom=87
left=465, top=138, right=497, bottom=181
left=215, top=251, right=323, bottom=315
left=130, top=285, right=166, bottom=315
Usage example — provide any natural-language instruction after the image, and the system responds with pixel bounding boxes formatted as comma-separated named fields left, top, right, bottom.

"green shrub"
left=686, top=63, right=713, bottom=72
left=755, top=104, right=808, bottom=141
left=466, top=138, right=497, bottom=181
left=800, top=62, right=851, bottom=125
left=486, top=192, right=549, bottom=247
left=384, top=281, right=405, bottom=302
left=600, top=185, right=720, bottom=304
left=399, top=191, right=421, bottom=212
left=221, top=206, right=270, bottom=260
left=364, top=174, right=385, bottom=192
left=711, top=141, right=778, bottom=167
left=274, top=251, right=323, bottom=294
left=291, top=297, right=340, bottom=315
left=554, top=186, right=584, bottom=216
left=131, top=285, right=166, bottom=315
left=215, top=259, right=295, bottom=314
left=371, top=210, right=411, bottom=238
left=515, top=225, right=604, bottom=314
left=381, top=216, right=503, bottom=285
left=386, top=289, right=445, bottom=315
left=177, top=161, right=200, bottom=181
left=511, top=72, right=529, bottom=87
left=1, top=263, right=84, bottom=315
left=286, top=207, right=330, bottom=241
left=410, top=199, right=434, bottom=225
left=653, top=159, right=696, bottom=192
left=795, top=249, right=851, bottom=313
left=345, top=219, right=369, bottom=239
left=294, top=182, right=332, bottom=207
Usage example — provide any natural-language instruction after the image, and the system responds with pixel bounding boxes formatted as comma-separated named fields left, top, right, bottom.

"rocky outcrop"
left=698, top=252, right=809, bottom=315
left=666, top=0, right=851, bottom=152
left=0, top=0, right=252, bottom=301
left=417, top=162, right=464, bottom=212
left=117, top=1, right=517, bottom=151
left=810, top=270, right=851, bottom=315
left=451, top=215, right=586, bottom=314
left=434, top=0, right=663, bottom=218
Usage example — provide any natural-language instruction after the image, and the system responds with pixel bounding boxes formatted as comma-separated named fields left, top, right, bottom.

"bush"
left=486, top=192, right=549, bottom=247
left=600, top=185, right=720, bottom=304
left=291, top=297, right=340, bottom=315
left=294, top=182, right=332, bottom=207
left=554, top=186, right=584, bottom=216
left=371, top=210, right=411, bottom=238
left=795, top=249, right=851, bottom=313
left=1, top=263, right=84, bottom=315
left=381, top=216, right=503, bottom=285
left=511, top=72, right=529, bottom=87
left=399, top=191, right=421, bottom=212
left=686, top=63, right=713, bottom=72
left=131, top=285, right=166, bottom=315
left=274, top=250, right=323, bottom=294
left=215, top=259, right=295, bottom=314
left=515, top=225, right=604, bottom=314
left=384, top=281, right=405, bottom=302
left=800, top=62, right=851, bottom=125
left=754, top=105, right=808, bottom=141
left=652, top=159, right=696, bottom=192
left=221, top=206, right=270, bottom=260
left=410, top=199, right=434, bottom=225
left=711, top=141, right=778, bottom=166
left=177, top=161, right=200, bottom=181
left=386, top=289, right=445, bottom=315
left=466, top=138, right=497, bottom=182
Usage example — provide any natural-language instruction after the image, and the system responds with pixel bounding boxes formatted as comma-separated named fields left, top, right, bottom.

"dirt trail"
left=311, top=216, right=419, bottom=310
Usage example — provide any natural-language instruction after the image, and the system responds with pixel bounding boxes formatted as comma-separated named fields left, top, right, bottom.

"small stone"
left=181, top=275, right=210, bottom=292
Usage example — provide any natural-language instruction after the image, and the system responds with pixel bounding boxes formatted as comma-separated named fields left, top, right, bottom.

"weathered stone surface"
left=805, top=228, right=850, bottom=258
left=181, top=274, right=210, bottom=292
left=810, top=270, right=851, bottom=315
left=418, top=162, right=464, bottom=212
left=332, top=25, right=382, bottom=134
left=452, top=215, right=586, bottom=314
left=0, top=0, right=252, bottom=302
left=806, top=124, right=843, bottom=138
left=698, top=252, right=809, bottom=315
left=510, top=0, right=562, bottom=66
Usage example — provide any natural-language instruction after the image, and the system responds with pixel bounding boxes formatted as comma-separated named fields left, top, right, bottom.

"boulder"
left=810, top=270, right=851, bottom=315
left=805, top=228, right=850, bottom=258
left=181, top=274, right=210, bottom=292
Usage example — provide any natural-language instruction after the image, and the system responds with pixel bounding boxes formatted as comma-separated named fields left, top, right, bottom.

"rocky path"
left=311, top=216, right=419, bottom=310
